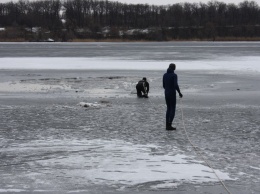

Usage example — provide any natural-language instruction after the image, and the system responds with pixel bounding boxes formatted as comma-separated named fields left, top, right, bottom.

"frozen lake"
left=0, top=42, right=260, bottom=71
left=1, top=42, right=260, bottom=60
left=0, top=42, right=259, bottom=194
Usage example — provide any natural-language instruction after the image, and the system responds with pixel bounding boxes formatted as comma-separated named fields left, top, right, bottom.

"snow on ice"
left=2, top=139, right=233, bottom=188
left=0, top=56, right=260, bottom=72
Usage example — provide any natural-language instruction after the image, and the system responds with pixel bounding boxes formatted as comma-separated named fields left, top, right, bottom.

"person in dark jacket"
left=136, top=77, right=149, bottom=98
left=163, top=63, right=183, bottom=130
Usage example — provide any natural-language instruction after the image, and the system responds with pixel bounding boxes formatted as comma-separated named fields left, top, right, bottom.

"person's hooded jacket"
left=163, top=68, right=181, bottom=97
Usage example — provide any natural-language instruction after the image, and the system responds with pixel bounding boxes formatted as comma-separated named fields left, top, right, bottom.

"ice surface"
left=0, top=56, right=260, bottom=71
left=1, top=139, right=232, bottom=189
left=0, top=42, right=259, bottom=193
left=1, top=42, right=260, bottom=72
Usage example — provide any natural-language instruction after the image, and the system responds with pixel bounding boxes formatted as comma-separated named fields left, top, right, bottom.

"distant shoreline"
left=1, top=37, right=260, bottom=42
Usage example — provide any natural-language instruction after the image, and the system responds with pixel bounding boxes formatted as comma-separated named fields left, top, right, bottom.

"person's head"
left=169, top=63, right=176, bottom=70
left=142, top=77, right=147, bottom=81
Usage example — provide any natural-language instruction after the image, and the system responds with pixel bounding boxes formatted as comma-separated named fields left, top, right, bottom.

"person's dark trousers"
left=137, top=90, right=143, bottom=97
left=165, top=94, right=176, bottom=124
left=136, top=85, right=145, bottom=97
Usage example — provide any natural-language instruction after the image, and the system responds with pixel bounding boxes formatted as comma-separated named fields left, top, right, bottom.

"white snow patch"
left=238, top=172, right=247, bottom=176
left=202, top=119, right=211, bottom=123
left=24, top=27, right=41, bottom=33
left=102, top=26, right=110, bottom=34
left=0, top=28, right=5, bottom=31
left=67, top=190, right=90, bottom=193
left=250, top=166, right=260, bottom=170
left=0, top=189, right=26, bottom=192
left=125, top=29, right=136, bottom=35
left=0, top=81, right=70, bottom=93
left=47, top=38, right=54, bottom=42
left=150, top=181, right=179, bottom=189
left=1, top=138, right=233, bottom=188
left=0, top=57, right=260, bottom=72
left=79, top=101, right=105, bottom=108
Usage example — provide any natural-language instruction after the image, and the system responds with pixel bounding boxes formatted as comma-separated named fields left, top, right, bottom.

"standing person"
left=163, top=63, right=183, bottom=130
left=136, top=77, right=149, bottom=98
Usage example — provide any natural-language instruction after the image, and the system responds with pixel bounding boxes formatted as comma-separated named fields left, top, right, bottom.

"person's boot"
left=166, top=123, right=176, bottom=130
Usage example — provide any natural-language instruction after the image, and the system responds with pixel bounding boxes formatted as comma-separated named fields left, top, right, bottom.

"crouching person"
left=136, top=77, right=149, bottom=98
